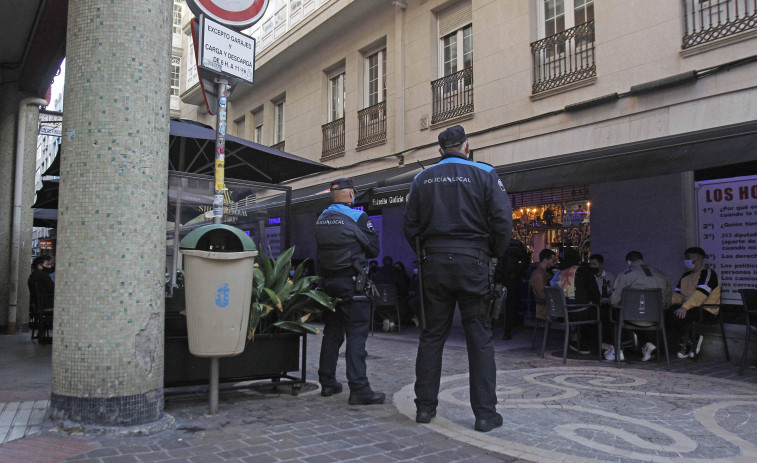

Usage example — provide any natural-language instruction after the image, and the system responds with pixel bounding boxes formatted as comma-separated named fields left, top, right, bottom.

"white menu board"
left=696, top=175, right=757, bottom=304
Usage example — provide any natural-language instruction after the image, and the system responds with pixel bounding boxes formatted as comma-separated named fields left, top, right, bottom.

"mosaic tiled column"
left=51, top=0, right=172, bottom=426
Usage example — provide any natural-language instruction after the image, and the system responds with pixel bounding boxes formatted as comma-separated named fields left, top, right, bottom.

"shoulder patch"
left=366, top=219, right=375, bottom=232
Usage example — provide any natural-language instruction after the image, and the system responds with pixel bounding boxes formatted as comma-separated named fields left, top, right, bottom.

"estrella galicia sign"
left=216, top=283, right=230, bottom=308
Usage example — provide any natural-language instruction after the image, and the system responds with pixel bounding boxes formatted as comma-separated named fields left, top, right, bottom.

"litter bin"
left=180, top=224, right=257, bottom=357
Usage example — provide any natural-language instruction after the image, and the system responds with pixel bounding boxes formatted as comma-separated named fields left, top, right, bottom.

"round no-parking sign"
left=186, top=0, right=269, bottom=29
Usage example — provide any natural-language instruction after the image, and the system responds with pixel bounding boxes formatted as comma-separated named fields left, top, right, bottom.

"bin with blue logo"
left=180, top=224, right=257, bottom=357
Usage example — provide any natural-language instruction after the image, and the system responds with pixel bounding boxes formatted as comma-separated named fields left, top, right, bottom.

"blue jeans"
left=318, top=276, right=372, bottom=394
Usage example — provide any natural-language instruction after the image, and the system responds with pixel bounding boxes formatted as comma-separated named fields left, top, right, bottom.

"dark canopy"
left=168, top=119, right=331, bottom=183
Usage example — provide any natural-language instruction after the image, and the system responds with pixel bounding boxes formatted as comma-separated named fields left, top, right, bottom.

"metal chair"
left=691, top=304, right=730, bottom=361
left=615, top=288, right=669, bottom=370
left=370, top=284, right=400, bottom=334
left=541, top=286, right=602, bottom=364
left=738, top=289, right=757, bottom=375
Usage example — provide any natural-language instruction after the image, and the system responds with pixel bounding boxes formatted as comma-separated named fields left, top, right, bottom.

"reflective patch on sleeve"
left=366, top=219, right=375, bottom=232
left=498, top=179, right=506, bottom=192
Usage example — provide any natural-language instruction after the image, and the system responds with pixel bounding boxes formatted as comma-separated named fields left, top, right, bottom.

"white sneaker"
left=604, top=346, right=615, bottom=361
left=619, top=349, right=625, bottom=361
left=382, top=319, right=391, bottom=332
left=389, top=322, right=397, bottom=332
left=641, top=342, right=656, bottom=362
left=694, top=335, right=704, bottom=356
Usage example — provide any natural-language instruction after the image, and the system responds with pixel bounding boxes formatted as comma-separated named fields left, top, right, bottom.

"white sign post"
left=197, top=16, right=256, bottom=84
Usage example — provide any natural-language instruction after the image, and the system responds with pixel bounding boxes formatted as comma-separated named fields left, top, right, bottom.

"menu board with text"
left=696, top=175, right=757, bottom=304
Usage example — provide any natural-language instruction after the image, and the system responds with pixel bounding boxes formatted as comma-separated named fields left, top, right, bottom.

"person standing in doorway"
left=316, top=178, right=385, bottom=405
left=404, top=125, right=512, bottom=432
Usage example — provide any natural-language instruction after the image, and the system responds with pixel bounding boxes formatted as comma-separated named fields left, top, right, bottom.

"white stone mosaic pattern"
left=395, top=367, right=757, bottom=463
left=51, top=0, right=173, bottom=407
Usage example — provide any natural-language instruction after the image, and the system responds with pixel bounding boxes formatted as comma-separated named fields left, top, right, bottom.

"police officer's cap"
left=438, top=125, right=467, bottom=149
left=330, top=177, right=355, bottom=191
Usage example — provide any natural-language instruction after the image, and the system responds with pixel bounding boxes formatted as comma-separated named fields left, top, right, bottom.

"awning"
left=496, top=120, right=757, bottom=191
left=40, top=120, right=333, bottom=183
left=31, top=179, right=59, bottom=209
left=169, top=119, right=332, bottom=183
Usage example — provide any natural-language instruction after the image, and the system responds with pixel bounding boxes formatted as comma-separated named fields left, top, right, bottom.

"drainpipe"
left=8, top=97, right=48, bottom=333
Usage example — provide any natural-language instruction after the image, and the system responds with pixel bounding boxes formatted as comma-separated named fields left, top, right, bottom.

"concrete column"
left=0, top=86, right=23, bottom=332
left=51, top=0, right=173, bottom=426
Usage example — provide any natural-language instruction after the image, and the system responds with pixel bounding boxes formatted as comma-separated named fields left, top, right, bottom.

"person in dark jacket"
left=404, top=125, right=512, bottom=432
left=494, top=238, right=530, bottom=339
left=557, top=248, right=601, bottom=354
left=316, top=178, right=385, bottom=405
left=28, top=255, right=55, bottom=344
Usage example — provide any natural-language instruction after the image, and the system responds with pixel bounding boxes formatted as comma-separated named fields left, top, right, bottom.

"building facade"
left=176, top=0, right=757, bottom=298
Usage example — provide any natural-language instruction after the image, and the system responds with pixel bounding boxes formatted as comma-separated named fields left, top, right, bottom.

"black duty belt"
left=320, top=268, right=357, bottom=278
left=424, top=247, right=489, bottom=261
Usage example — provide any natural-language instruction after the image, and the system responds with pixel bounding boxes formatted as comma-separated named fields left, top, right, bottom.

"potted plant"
left=164, top=246, right=335, bottom=387
left=248, top=246, right=336, bottom=338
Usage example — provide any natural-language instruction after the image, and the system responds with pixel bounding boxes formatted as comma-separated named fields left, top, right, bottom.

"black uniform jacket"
left=315, top=203, right=380, bottom=274
left=403, top=153, right=513, bottom=257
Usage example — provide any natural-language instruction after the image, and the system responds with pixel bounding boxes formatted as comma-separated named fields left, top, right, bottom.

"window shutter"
left=438, top=0, right=472, bottom=37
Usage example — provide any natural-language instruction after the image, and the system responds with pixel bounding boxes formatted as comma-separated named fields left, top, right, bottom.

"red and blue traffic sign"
left=186, top=0, right=269, bottom=29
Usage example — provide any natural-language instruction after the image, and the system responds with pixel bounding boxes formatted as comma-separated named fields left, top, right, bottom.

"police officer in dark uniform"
left=404, top=125, right=512, bottom=432
left=316, top=178, right=385, bottom=405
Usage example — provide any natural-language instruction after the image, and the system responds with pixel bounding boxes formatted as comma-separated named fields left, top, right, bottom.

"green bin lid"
left=180, top=224, right=257, bottom=251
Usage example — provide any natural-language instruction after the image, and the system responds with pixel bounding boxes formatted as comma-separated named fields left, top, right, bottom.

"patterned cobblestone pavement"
left=1, top=323, right=756, bottom=462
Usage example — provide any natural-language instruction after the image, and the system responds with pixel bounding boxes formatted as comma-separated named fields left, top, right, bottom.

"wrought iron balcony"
left=683, top=0, right=757, bottom=49
left=321, top=118, right=345, bottom=158
left=357, top=101, right=387, bottom=147
left=271, top=140, right=285, bottom=151
left=431, top=67, right=474, bottom=124
left=530, top=21, right=596, bottom=94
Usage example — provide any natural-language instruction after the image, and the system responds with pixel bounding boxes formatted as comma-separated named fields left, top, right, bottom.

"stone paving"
left=1, top=322, right=756, bottom=462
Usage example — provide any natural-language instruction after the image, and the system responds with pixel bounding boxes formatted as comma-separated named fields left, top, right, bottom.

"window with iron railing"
left=322, top=118, right=345, bottom=158
left=431, top=67, right=474, bottom=124
left=683, top=0, right=757, bottom=49
left=358, top=101, right=386, bottom=147
left=530, top=20, right=596, bottom=94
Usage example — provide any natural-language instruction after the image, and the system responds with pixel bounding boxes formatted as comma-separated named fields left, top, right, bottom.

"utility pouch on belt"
left=353, top=260, right=368, bottom=293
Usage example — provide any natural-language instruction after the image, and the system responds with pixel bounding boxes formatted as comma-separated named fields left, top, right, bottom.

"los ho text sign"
left=197, top=15, right=256, bottom=84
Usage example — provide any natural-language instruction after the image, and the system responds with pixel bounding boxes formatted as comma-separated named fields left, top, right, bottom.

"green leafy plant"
left=248, top=246, right=336, bottom=340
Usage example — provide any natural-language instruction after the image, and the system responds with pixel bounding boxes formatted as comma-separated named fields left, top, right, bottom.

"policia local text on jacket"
left=404, top=125, right=512, bottom=432
left=315, top=178, right=385, bottom=405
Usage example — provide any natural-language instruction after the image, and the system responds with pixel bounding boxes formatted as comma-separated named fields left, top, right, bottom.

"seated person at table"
left=558, top=248, right=601, bottom=354
left=611, top=251, right=672, bottom=361
left=666, top=246, right=720, bottom=359
left=530, top=249, right=557, bottom=322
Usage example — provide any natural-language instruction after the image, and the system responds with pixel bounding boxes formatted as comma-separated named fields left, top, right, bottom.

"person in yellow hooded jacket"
left=666, top=246, right=720, bottom=359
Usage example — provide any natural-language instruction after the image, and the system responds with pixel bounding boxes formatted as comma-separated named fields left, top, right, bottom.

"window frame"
left=364, top=48, right=387, bottom=108
left=328, top=71, right=345, bottom=122
left=273, top=99, right=285, bottom=144
left=439, top=24, right=472, bottom=78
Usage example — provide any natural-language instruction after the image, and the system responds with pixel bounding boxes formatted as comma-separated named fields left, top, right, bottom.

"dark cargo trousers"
left=415, top=253, right=498, bottom=421
left=318, top=276, right=373, bottom=394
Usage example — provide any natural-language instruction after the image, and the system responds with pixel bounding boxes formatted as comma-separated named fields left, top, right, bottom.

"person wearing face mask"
left=28, top=255, right=55, bottom=343
left=667, top=247, right=720, bottom=359
left=589, top=254, right=614, bottom=301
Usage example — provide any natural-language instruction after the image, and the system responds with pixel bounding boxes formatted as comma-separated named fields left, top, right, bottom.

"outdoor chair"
left=691, top=303, right=730, bottom=361
left=370, top=283, right=400, bottom=334
left=30, top=283, right=54, bottom=344
left=540, top=286, right=602, bottom=364
left=738, top=289, right=757, bottom=375
left=615, top=288, right=669, bottom=370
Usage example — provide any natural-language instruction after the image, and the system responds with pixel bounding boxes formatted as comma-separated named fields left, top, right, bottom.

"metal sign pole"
left=209, top=77, right=229, bottom=415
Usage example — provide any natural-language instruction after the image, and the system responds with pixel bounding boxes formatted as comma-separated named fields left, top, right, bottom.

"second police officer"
left=315, top=178, right=385, bottom=405
left=404, top=125, right=513, bottom=432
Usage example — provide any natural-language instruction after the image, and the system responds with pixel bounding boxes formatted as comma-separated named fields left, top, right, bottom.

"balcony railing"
left=271, top=140, right=285, bottom=151
left=531, top=21, right=596, bottom=94
left=357, top=101, right=387, bottom=147
left=683, top=0, right=757, bottom=49
left=321, top=118, right=345, bottom=158
left=431, top=67, right=474, bottom=124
